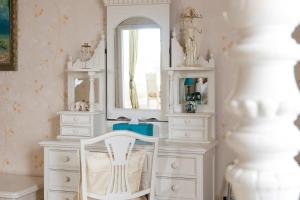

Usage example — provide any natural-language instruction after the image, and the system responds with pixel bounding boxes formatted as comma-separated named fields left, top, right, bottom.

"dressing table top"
left=39, top=139, right=217, bottom=154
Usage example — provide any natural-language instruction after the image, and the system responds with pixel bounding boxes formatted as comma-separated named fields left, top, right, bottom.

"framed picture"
left=0, top=0, right=17, bottom=71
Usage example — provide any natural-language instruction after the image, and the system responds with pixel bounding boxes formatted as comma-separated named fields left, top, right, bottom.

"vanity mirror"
left=74, top=78, right=99, bottom=104
left=115, top=17, right=161, bottom=110
left=105, top=1, right=170, bottom=121
left=179, top=77, right=208, bottom=106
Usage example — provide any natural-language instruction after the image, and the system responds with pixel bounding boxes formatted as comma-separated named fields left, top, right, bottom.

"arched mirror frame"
left=105, top=2, right=170, bottom=121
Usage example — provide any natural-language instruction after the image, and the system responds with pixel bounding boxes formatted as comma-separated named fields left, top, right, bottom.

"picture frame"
left=0, top=0, right=17, bottom=71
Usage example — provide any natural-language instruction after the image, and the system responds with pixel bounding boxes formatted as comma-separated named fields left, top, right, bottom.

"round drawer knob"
left=73, top=117, right=78, bottom=122
left=171, top=162, right=179, bottom=169
left=64, top=156, right=70, bottom=162
left=171, top=184, right=178, bottom=192
left=65, top=176, right=71, bottom=183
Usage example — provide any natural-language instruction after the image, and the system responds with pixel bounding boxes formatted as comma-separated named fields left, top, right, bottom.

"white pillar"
left=224, top=0, right=300, bottom=199
left=88, top=71, right=96, bottom=112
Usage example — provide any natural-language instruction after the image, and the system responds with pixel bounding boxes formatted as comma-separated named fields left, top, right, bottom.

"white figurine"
left=184, top=27, right=198, bottom=65
left=182, top=8, right=202, bottom=66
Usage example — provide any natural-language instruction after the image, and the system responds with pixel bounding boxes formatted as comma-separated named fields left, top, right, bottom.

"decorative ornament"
left=181, top=8, right=203, bottom=66
left=80, top=43, right=93, bottom=68
left=70, top=100, right=89, bottom=111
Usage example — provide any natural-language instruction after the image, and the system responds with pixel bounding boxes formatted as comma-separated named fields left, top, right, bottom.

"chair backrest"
left=80, top=130, right=159, bottom=200
left=145, top=73, right=158, bottom=96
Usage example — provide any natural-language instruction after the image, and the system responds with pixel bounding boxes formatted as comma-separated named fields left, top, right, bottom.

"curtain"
left=129, top=30, right=139, bottom=109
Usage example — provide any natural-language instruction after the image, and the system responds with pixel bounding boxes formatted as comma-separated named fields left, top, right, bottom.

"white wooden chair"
left=80, top=131, right=159, bottom=200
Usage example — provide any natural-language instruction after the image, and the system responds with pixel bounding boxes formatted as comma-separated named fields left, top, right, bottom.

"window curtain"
left=129, top=30, right=139, bottom=109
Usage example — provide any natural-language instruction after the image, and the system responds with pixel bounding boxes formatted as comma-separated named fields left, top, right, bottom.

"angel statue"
left=182, top=8, right=203, bottom=66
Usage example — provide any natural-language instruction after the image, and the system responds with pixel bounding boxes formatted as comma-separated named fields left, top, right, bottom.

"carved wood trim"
left=103, top=0, right=171, bottom=6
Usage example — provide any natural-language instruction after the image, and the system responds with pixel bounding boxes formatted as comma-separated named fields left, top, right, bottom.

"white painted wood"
left=103, top=0, right=171, bottom=6
left=67, top=36, right=106, bottom=112
left=80, top=131, right=159, bottom=200
left=48, top=171, right=79, bottom=192
left=47, top=191, right=77, bottom=200
left=156, top=155, right=197, bottom=177
left=39, top=139, right=216, bottom=200
left=88, top=72, right=96, bottom=112
left=58, top=111, right=105, bottom=139
left=224, top=0, right=300, bottom=199
left=171, top=30, right=184, bottom=69
left=170, top=70, right=215, bottom=113
left=155, top=177, right=197, bottom=199
left=167, top=113, right=214, bottom=143
left=167, top=33, right=215, bottom=143
left=170, top=29, right=215, bottom=69
left=0, top=174, right=43, bottom=200
left=105, top=1, right=170, bottom=120
left=48, top=150, right=79, bottom=170
left=68, top=34, right=106, bottom=71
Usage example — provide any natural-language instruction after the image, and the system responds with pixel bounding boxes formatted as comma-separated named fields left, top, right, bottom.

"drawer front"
left=48, top=191, right=77, bottom=200
left=48, top=150, right=79, bottom=170
left=157, top=155, right=197, bottom=177
left=171, top=129, right=205, bottom=140
left=48, top=170, right=80, bottom=192
left=61, top=115, right=91, bottom=125
left=155, top=177, right=197, bottom=199
left=170, top=118, right=205, bottom=130
left=61, top=126, right=91, bottom=137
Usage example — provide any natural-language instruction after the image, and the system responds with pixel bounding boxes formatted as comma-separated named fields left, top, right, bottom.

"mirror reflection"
left=75, top=78, right=99, bottom=103
left=179, top=77, right=208, bottom=105
left=115, top=17, right=161, bottom=110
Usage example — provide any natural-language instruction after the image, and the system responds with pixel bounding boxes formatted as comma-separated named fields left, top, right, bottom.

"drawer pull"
left=73, top=129, right=79, bottom=134
left=73, top=117, right=78, bottom=122
left=171, top=162, right=179, bottom=169
left=65, top=176, right=71, bottom=183
left=171, top=184, right=178, bottom=192
left=64, top=156, right=70, bottom=162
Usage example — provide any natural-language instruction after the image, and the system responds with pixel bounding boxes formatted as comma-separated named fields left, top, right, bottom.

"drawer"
left=155, top=177, right=197, bottom=199
left=61, top=115, right=91, bottom=125
left=48, top=191, right=77, bottom=200
left=48, top=150, right=79, bottom=170
left=171, top=129, right=205, bottom=140
left=170, top=118, right=205, bottom=130
left=48, top=170, right=80, bottom=192
left=61, top=126, right=91, bottom=137
left=157, top=155, right=197, bottom=177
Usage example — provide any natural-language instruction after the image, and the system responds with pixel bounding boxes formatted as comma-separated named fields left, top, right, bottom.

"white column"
left=224, top=0, right=300, bottom=199
left=88, top=71, right=96, bottom=112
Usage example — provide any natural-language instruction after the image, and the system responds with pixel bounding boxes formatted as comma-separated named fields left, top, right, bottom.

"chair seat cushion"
left=85, top=150, right=146, bottom=198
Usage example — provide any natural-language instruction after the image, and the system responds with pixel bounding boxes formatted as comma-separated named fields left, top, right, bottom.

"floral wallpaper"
left=0, top=0, right=104, bottom=175
left=0, top=0, right=299, bottom=197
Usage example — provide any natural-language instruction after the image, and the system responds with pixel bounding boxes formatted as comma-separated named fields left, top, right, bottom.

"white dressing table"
left=40, top=139, right=216, bottom=200
left=40, top=1, right=217, bottom=199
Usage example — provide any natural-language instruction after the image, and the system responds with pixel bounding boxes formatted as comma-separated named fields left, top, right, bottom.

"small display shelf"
left=167, top=29, right=216, bottom=143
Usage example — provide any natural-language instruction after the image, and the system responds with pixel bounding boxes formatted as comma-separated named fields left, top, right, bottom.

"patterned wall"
left=0, top=0, right=299, bottom=197
left=0, top=0, right=104, bottom=175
